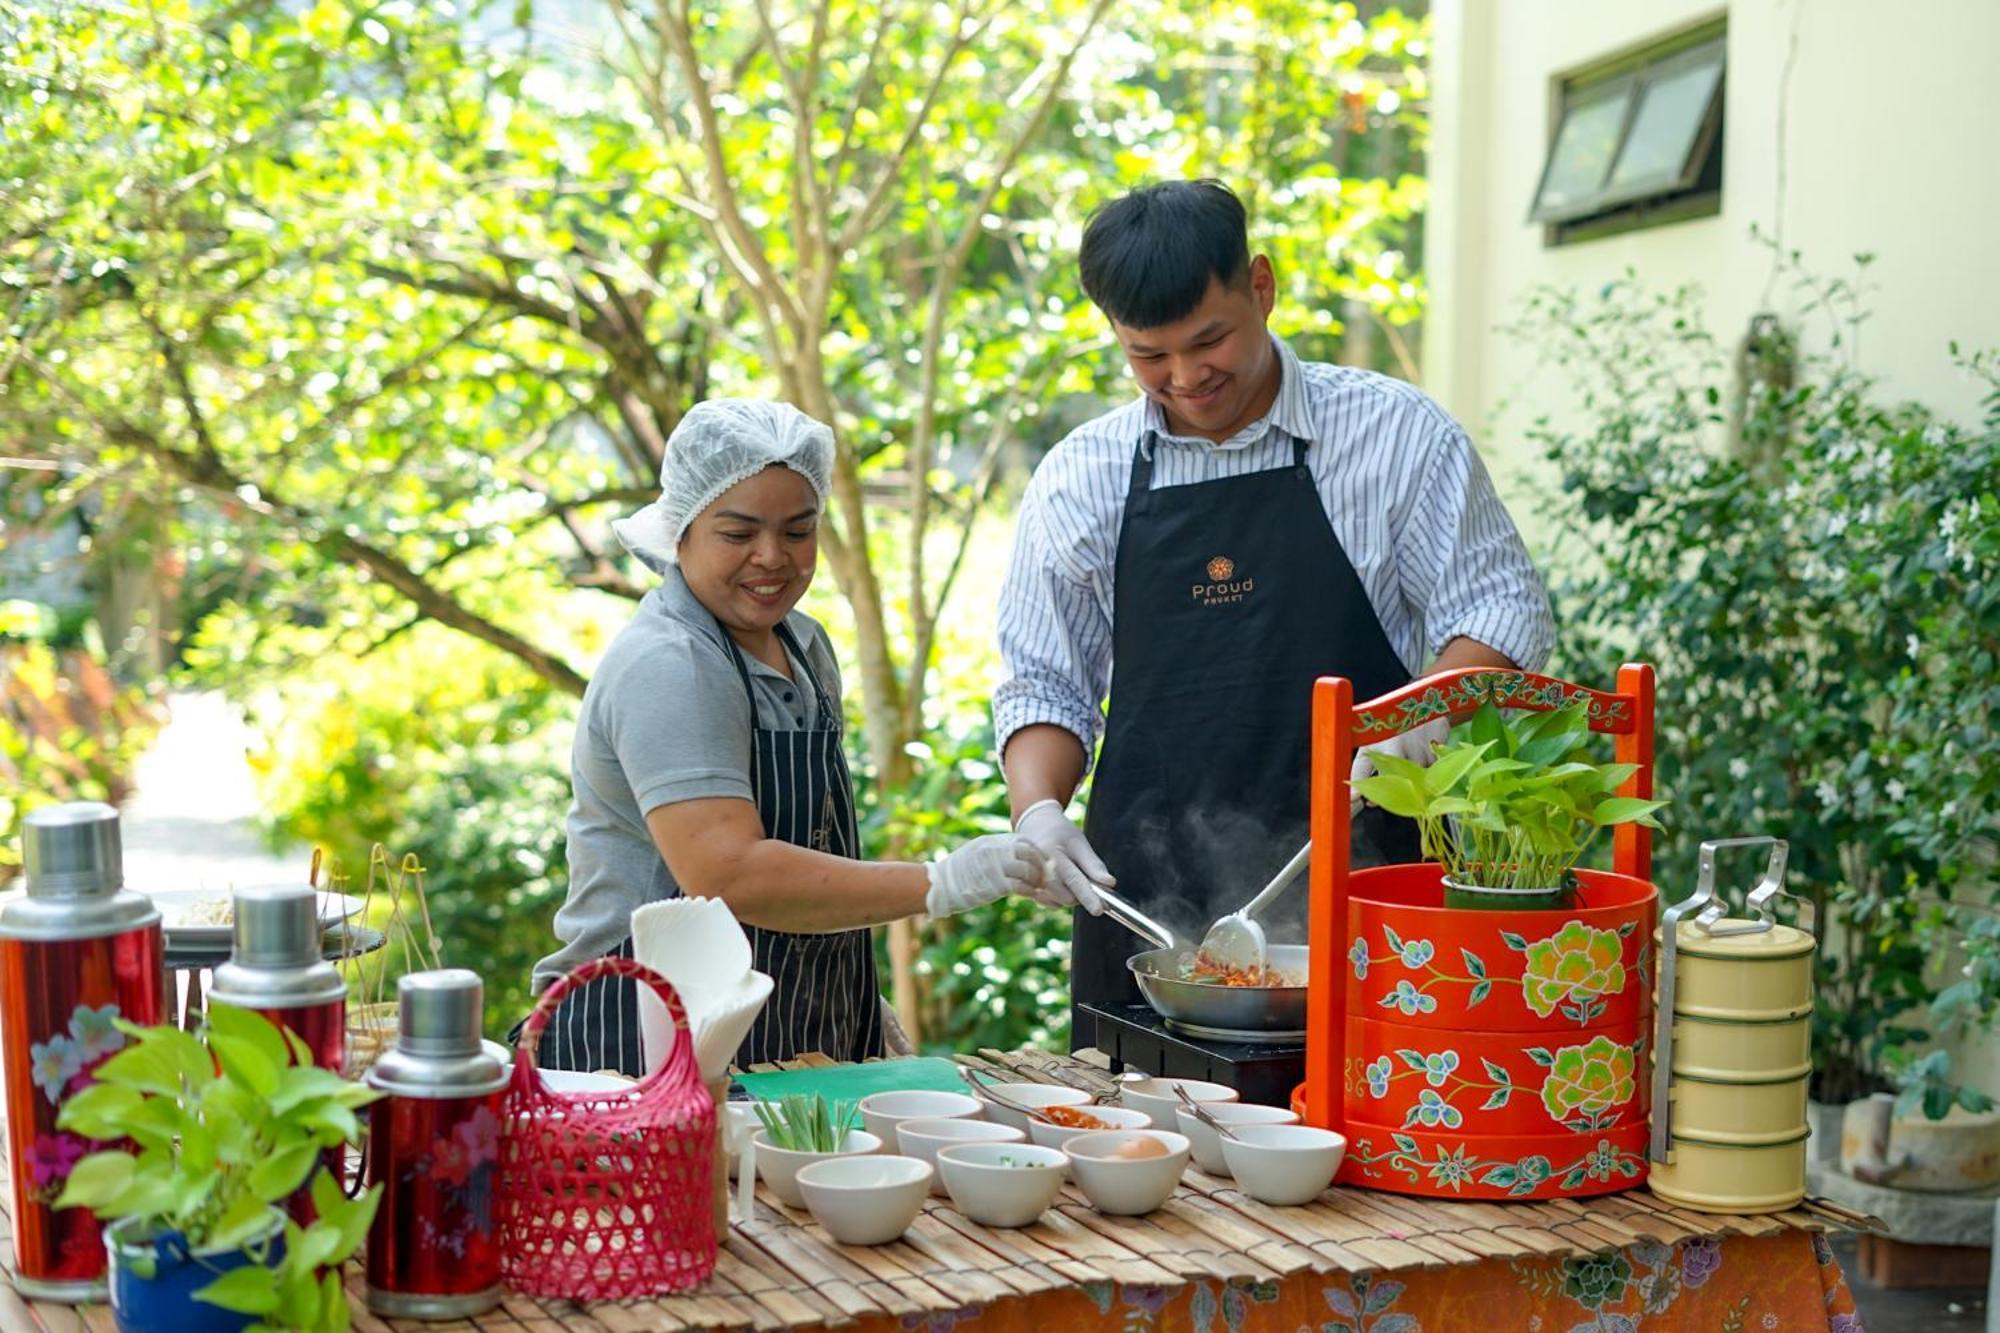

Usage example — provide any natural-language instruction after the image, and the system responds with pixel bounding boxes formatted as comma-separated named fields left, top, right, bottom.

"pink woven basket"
left=498, top=956, right=717, bottom=1299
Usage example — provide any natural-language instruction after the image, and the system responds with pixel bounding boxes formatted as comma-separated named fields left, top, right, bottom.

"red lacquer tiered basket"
left=1294, top=665, right=1659, bottom=1201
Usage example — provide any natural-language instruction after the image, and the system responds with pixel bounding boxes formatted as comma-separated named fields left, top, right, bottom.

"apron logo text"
left=1195, top=555, right=1253, bottom=606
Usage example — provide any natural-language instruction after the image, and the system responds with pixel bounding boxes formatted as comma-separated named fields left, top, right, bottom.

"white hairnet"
left=612, top=399, right=835, bottom=571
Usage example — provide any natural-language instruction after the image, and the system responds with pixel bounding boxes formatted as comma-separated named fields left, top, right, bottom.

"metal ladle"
left=1195, top=840, right=1312, bottom=975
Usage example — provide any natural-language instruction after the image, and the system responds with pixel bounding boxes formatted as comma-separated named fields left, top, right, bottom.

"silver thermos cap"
left=23, top=801, right=122, bottom=899
left=230, top=885, right=322, bottom=968
left=399, top=969, right=485, bottom=1058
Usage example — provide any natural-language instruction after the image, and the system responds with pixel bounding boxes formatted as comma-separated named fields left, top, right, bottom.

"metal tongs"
left=1094, top=884, right=1181, bottom=951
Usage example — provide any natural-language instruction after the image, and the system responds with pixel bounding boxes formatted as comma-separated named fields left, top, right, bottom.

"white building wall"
left=1426, top=0, right=2000, bottom=499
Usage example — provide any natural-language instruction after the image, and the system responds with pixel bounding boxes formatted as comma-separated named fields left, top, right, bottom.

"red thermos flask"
left=0, top=802, right=167, bottom=1302
left=363, top=969, right=506, bottom=1319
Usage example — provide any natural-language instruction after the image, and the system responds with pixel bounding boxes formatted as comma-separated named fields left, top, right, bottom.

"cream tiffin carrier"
left=1649, top=836, right=1815, bottom=1213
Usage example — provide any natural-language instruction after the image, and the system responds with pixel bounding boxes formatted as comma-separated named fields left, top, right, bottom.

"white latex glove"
left=924, top=834, right=1049, bottom=918
left=1350, top=717, right=1452, bottom=799
left=1013, top=799, right=1110, bottom=915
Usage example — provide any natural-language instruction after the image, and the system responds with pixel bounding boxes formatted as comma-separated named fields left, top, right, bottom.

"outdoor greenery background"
left=4, top=0, right=1993, bottom=1108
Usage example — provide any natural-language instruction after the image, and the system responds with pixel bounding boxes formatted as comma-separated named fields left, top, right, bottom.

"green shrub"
left=1517, top=263, right=1999, bottom=1108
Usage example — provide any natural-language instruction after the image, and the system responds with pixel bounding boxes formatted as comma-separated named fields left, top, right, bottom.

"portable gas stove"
left=1078, top=1002, right=1306, bottom=1109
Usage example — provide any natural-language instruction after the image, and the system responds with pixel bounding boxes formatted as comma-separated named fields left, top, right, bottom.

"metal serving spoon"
left=1195, top=840, right=1312, bottom=976
left=1173, top=1083, right=1241, bottom=1142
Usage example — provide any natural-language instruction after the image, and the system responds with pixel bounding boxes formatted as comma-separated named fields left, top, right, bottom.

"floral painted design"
left=1562, top=1251, right=1632, bottom=1309
left=1322, top=1273, right=1415, bottom=1333
left=1365, top=1056, right=1394, bottom=1098
left=1352, top=921, right=1638, bottom=1023
left=1512, top=920, right=1629, bottom=1023
left=28, top=1037, right=84, bottom=1104
left=1679, top=1236, right=1722, bottom=1288
left=1348, top=1133, right=1645, bottom=1197
left=1424, top=1146, right=1476, bottom=1192
left=1420, top=1050, right=1458, bottom=1087
left=1352, top=671, right=1629, bottom=736
left=1380, top=980, right=1437, bottom=1016
left=21, top=1003, right=127, bottom=1201
left=23, top=1133, right=87, bottom=1188
left=1186, top=1278, right=1280, bottom=1333
left=1409, top=1089, right=1460, bottom=1130
left=413, top=1104, right=502, bottom=1249
left=1534, top=1035, right=1638, bottom=1131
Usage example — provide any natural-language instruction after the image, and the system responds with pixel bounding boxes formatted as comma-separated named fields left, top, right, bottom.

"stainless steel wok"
left=1126, top=944, right=1309, bottom=1032
left=1097, top=885, right=1308, bottom=1033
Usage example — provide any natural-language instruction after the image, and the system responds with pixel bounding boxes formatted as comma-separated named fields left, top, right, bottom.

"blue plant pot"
left=104, top=1212, right=285, bottom=1333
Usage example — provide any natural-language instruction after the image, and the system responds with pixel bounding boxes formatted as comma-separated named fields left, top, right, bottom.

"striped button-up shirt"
left=993, top=336, right=1554, bottom=767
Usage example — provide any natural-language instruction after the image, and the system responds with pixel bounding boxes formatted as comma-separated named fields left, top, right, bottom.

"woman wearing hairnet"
left=526, top=400, right=1063, bottom=1073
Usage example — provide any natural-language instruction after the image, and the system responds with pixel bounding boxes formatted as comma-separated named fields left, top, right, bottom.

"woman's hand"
left=924, top=835, right=1049, bottom=918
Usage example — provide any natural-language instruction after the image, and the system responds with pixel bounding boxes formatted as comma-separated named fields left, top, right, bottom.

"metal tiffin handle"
left=1650, top=836, right=1792, bottom=1164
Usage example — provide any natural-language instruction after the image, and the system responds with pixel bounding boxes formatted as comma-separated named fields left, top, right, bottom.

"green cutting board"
left=733, top=1057, right=970, bottom=1103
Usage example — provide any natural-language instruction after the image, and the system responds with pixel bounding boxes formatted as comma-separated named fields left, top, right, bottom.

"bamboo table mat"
left=0, top=1048, right=1881, bottom=1332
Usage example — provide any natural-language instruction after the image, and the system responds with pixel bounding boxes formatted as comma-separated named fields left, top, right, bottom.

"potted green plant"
left=1354, top=700, right=1667, bottom=909
left=53, top=1002, right=382, bottom=1333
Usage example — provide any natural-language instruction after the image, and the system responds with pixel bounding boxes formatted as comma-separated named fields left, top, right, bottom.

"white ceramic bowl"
left=1218, top=1124, right=1347, bottom=1206
left=895, top=1118, right=1027, bottom=1196
left=936, top=1142, right=1068, bottom=1228
left=1062, top=1130, right=1191, bottom=1215
left=1173, top=1103, right=1302, bottom=1176
left=976, top=1082, right=1092, bottom=1132
left=752, top=1129, right=883, bottom=1208
left=794, top=1154, right=933, bottom=1245
left=859, top=1090, right=983, bottom=1151
left=1118, top=1077, right=1240, bottom=1130
left=1026, top=1104, right=1155, bottom=1152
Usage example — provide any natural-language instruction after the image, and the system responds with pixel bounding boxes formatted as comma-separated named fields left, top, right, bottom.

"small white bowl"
left=936, top=1142, right=1068, bottom=1228
left=894, top=1118, right=1027, bottom=1196
left=1218, top=1124, right=1347, bottom=1206
left=752, top=1129, right=883, bottom=1208
left=1062, top=1130, right=1191, bottom=1215
left=1026, top=1104, right=1154, bottom=1152
left=1174, top=1103, right=1302, bottom=1176
left=975, top=1082, right=1092, bottom=1132
left=1118, top=1077, right=1240, bottom=1130
left=794, top=1154, right=933, bottom=1245
left=859, top=1090, right=983, bottom=1151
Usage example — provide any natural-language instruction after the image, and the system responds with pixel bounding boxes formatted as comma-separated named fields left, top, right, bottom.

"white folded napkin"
left=630, top=897, right=773, bottom=1082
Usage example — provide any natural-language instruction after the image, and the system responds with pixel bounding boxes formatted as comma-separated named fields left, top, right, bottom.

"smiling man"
left=993, top=180, right=1554, bottom=1044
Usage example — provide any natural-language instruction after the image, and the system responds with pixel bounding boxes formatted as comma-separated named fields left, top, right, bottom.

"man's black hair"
left=1078, top=179, right=1251, bottom=329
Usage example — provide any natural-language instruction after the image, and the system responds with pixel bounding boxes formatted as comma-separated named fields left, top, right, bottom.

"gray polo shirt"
left=532, top=567, right=843, bottom=989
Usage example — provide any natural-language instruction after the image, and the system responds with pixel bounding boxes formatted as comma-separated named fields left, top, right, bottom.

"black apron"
left=530, top=620, right=882, bottom=1073
left=1072, top=430, right=1420, bottom=1046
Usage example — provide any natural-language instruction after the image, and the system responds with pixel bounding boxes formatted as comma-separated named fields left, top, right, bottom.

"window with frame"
left=1530, top=21, right=1726, bottom=244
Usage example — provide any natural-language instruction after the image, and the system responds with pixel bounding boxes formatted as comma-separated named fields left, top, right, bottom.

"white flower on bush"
left=1886, top=779, right=1907, bottom=803
left=1815, top=779, right=1839, bottom=808
left=1907, top=634, right=1921, bottom=659
left=1728, top=757, right=1749, bottom=780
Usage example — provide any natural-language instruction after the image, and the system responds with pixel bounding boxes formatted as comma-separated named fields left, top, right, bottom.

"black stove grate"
left=1078, top=1003, right=1306, bottom=1110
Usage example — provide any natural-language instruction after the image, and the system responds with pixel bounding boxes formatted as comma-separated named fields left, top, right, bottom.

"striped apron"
left=528, top=620, right=883, bottom=1074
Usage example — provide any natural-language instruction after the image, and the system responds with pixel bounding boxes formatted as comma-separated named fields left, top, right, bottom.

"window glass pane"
left=1609, top=54, right=1723, bottom=189
left=1536, top=82, right=1633, bottom=213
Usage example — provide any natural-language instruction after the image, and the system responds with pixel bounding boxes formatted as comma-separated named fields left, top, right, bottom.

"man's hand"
left=1350, top=717, right=1452, bottom=788
left=1013, top=799, right=1111, bottom=914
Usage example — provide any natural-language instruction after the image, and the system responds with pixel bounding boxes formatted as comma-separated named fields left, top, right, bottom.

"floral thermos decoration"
left=363, top=969, right=509, bottom=1320
left=1301, top=667, right=1665, bottom=1201
left=0, top=803, right=167, bottom=1302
